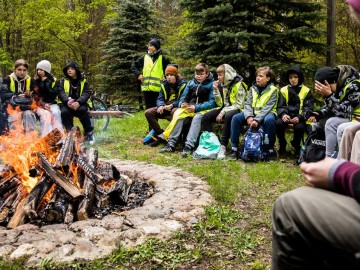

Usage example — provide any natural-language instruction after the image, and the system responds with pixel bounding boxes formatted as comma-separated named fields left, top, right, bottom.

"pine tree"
left=179, top=0, right=325, bottom=83
left=98, top=0, right=155, bottom=105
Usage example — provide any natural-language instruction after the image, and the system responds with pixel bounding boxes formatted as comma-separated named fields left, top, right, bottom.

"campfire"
left=0, top=127, right=154, bottom=229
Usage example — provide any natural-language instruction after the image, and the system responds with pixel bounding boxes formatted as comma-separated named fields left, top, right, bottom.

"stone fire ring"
left=0, top=160, right=214, bottom=267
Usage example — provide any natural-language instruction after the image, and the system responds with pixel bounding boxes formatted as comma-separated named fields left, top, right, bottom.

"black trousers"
left=202, top=108, right=239, bottom=146
left=61, top=104, right=93, bottom=134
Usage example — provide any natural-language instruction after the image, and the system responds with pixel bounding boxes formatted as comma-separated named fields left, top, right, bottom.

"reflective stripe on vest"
left=9, top=76, right=31, bottom=92
left=280, top=85, right=310, bottom=114
left=64, top=79, right=86, bottom=95
left=341, top=79, right=360, bottom=116
left=251, top=84, right=278, bottom=115
left=229, top=81, right=248, bottom=105
left=142, top=55, right=163, bottom=92
left=162, top=83, right=186, bottom=102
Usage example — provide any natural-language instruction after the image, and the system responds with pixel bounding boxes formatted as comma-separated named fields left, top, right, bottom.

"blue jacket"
left=156, top=76, right=187, bottom=108
left=179, top=72, right=216, bottom=112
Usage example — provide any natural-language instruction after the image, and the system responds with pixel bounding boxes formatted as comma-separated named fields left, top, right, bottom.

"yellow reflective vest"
left=340, top=79, right=360, bottom=117
left=142, top=54, right=163, bottom=92
left=280, top=85, right=310, bottom=115
left=9, top=76, right=31, bottom=93
left=252, top=84, right=278, bottom=115
left=63, top=78, right=86, bottom=95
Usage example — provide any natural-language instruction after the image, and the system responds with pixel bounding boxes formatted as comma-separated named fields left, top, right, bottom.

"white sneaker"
left=217, top=145, right=226, bottom=159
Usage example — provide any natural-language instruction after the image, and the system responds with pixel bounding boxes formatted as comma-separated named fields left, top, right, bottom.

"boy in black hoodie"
left=57, top=61, right=95, bottom=144
left=276, top=66, right=314, bottom=156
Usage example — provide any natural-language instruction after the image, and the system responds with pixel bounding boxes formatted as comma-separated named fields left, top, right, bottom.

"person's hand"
left=307, top=116, right=317, bottom=123
left=300, top=157, right=337, bottom=189
left=181, top=102, right=188, bottom=108
left=315, top=80, right=332, bottom=97
left=282, top=114, right=291, bottom=123
left=69, top=101, right=80, bottom=110
left=157, top=106, right=164, bottom=114
left=355, top=116, right=360, bottom=122
left=41, top=76, right=47, bottom=81
left=138, top=74, right=144, bottom=83
left=290, top=117, right=299, bottom=124
left=164, top=104, right=173, bottom=111
left=250, top=120, right=258, bottom=128
left=246, top=117, right=254, bottom=126
left=213, top=80, right=219, bottom=90
left=216, top=113, right=224, bottom=123
left=186, top=105, right=195, bottom=113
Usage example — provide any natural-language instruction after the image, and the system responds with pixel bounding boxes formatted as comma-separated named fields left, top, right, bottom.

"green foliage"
left=179, top=0, right=326, bottom=83
left=97, top=0, right=156, bottom=103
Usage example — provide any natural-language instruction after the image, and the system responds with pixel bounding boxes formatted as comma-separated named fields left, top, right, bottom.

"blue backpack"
left=239, top=128, right=264, bottom=162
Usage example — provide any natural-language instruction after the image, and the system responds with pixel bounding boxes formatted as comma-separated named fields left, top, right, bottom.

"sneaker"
left=228, top=147, right=238, bottom=160
left=181, top=147, right=192, bottom=158
left=159, top=144, right=175, bottom=153
left=143, top=129, right=156, bottom=145
left=266, top=148, right=277, bottom=161
left=217, top=145, right=226, bottom=159
left=86, top=132, right=96, bottom=145
left=149, top=137, right=167, bottom=147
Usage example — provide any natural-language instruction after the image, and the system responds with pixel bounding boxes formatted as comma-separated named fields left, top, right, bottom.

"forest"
left=0, top=0, right=359, bottom=105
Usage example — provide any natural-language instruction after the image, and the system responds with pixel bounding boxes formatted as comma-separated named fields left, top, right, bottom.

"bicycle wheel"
left=90, top=96, right=110, bottom=132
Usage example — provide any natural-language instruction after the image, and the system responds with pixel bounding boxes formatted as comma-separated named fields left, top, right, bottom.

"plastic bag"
left=192, top=131, right=221, bottom=159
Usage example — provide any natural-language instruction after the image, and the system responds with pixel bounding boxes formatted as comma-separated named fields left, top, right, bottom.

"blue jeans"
left=230, top=112, right=277, bottom=149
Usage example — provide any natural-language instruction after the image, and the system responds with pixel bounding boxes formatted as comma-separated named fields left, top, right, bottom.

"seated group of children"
left=0, top=59, right=95, bottom=145
left=143, top=62, right=360, bottom=162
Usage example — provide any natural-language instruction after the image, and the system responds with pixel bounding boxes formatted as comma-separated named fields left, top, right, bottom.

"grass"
left=2, top=112, right=305, bottom=270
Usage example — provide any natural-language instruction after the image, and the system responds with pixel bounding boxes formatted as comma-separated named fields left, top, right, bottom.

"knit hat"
left=348, top=0, right=360, bottom=13
left=149, top=39, right=161, bottom=50
left=314, top=67, right=339, bottom=84
left=165, top=64, right=179, bottom=76
left=36, top=60, right=51, bottom=74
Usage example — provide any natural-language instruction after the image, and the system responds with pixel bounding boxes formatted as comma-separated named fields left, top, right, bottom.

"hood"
left=335, top=65, right=360, bottom=89
left=285, top=66, right=304, bottom=86
left=63, top=61, right=82, bottom=79
left=223, top=64, right=239, bottom=87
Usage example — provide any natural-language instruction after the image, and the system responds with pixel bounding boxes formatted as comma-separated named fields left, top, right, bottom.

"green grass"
left=3, top=112, right=305, bottom=270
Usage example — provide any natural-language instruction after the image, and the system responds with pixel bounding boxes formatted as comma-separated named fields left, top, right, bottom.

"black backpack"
left=298, top=128, right=326, bottom=163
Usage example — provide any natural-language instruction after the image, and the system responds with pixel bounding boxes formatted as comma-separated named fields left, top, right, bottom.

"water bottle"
left=264, top=134, right=269, bottom=145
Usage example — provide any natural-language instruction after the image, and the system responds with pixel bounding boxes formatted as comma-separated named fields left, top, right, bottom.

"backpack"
left=298, top=128, right=325, bottom=163
left=239, top=128, right=264, bottom=162
left=192, top=131, right=221, bottom=159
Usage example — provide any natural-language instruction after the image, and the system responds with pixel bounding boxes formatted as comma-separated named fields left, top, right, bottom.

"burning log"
left=77, top=148, right=98, bottom=220
left=54, top=128, right=76, bottom=169
left=76, top=155, right=104, bottom=184
left=0, top=185, right=27, bottom=223
left=37, top=153, right=83, bottom=199
left=44, top=186, right=72, bottom=223
left=7, top=176, right=54, bottom=229
left=0, top=175, right=21, bottom=199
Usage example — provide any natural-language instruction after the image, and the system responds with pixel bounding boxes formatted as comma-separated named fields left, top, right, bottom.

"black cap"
left=149, top=39, right=160, bottom=50
left=314, top=67, right=339, bottom=84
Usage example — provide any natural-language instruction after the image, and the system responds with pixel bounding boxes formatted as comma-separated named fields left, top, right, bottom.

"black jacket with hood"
left=277, top=66, right=314, bottom=122
left=57, top=61, right=92, bottom=106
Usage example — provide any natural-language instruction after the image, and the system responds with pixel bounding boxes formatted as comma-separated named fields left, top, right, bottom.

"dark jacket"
left=33, top=72, right=58, bottom=105
left=179, top=72, right=216, bottom=112
left=156, top=76, right=187, bottom=108
left=0, top=73, right=35, bottom=103
left=57, top=61, right=92, bottom=105
left=317, top=65, right=360, bottom=119
left=277, top=67, right=314, bottom=122
left=130, top=49, right=171, bottom=79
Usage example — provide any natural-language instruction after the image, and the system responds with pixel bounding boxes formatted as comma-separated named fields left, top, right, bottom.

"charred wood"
left=44, top=186, right=72, bottom=223
left=37, top=153, right=83, bottom=199
left=76, top=155, right=103, bottom=184
left=0, top=185, right=26, bottom=223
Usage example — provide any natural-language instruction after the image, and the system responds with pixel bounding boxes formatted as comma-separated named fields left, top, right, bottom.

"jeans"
left=322, top=117, right=350, bottom=156
left=36, top=104, right=64, bottom=137
left=184, top=114, right=203, bottom=149
left=8, top=110, right=37, bottom=134
left=230, top=112, right=277, bottom=149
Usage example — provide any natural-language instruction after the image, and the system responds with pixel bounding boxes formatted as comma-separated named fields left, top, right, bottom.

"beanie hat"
left=347, top=0, right=360, bottom=13
left=314, top=67, right=339, bottom=84
left=165, top=64, right=179, bottom=76
left=149, top=38, right=161, bottom=50
left=36, top=60, right=51, bottom=74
